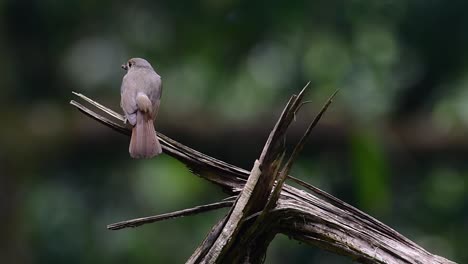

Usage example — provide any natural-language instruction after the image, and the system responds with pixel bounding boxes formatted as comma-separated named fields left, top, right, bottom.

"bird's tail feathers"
left=129, top=110, right=162, bottom=159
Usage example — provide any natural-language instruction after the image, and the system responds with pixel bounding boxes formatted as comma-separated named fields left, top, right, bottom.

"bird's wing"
left=120, top=74, right=138, bottom=116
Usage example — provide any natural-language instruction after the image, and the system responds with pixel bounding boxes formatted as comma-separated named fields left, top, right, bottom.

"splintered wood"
left=71, top=85, right=455, bottom=264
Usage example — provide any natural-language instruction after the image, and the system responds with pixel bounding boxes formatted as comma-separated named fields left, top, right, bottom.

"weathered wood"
left=190, top=84, right=314, bottom=263
left=70, top=91, right=455, bottom=264
left=107, top=200, right=234, bottom=230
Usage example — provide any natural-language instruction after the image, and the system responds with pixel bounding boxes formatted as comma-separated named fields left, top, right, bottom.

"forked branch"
left=70, top=86, right=455, bottom=264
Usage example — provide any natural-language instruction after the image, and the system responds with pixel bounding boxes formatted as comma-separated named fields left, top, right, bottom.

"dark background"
left=1, top=1, right=467, bottom=263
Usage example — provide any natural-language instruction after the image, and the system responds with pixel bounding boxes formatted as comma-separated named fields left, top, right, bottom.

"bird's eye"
left=128, top=62, right=132, bottom=68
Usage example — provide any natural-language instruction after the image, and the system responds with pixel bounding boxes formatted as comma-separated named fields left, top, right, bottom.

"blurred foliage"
left=350, top=131, right=390, bottom=215
left=1, top=0, right=468, bottom=263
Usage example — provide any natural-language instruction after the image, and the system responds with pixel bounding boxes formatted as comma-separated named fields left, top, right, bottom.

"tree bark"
left=70, top=88, right=456, bottom=264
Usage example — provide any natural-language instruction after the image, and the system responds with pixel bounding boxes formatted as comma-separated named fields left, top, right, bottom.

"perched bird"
left=120, top=58, right=163, bottom=158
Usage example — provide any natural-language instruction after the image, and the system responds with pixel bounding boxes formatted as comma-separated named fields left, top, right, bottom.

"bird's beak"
left=121, top=64, right=128, bottom=70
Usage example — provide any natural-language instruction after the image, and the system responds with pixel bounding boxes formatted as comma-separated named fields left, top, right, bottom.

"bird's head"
left=121, top=58, right=153, bottom=71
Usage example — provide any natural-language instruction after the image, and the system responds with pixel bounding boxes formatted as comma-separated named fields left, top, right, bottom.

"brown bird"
left=120, top=58, right=163, bottom=158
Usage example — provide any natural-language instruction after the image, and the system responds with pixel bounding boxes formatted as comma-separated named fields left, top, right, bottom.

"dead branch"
left=70, top=87, right=455, bottom=264
left=107, top=200, right=234, bottom=230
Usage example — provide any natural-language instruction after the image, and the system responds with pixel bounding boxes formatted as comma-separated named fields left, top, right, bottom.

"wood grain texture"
left=70, top=89, right=455, bottom=264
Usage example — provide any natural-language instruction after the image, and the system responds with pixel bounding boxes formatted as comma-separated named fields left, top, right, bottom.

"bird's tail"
left=129, top=94, right=162, bottom=159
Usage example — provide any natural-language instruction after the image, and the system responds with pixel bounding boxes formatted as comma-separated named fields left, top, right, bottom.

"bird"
left=120, top=58, right=163, bottom=159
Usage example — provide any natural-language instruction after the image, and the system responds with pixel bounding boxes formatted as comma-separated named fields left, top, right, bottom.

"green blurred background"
left=1, top=0, right=467, bottom=263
